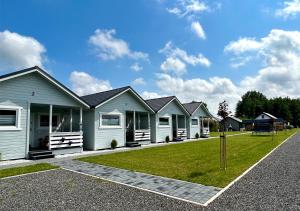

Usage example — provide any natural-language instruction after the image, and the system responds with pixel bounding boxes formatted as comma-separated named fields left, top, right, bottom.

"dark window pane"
left=0, top=110, right=16, bottom=126
left=159, top=117, right=169, bottom=125
left=192, top=119, right=198, bottom=125
left=102, top=114, right=120, bottom=126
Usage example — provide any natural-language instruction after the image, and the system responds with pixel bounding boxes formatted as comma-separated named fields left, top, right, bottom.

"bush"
left=165, top=136, right=170, bottom=143
left=111, top=139, right=118, bottom=149
left=195, top=133, right=200, bottom=139
left=285, top=125, right=294, bottom=130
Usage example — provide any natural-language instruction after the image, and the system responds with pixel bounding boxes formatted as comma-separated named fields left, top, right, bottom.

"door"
left=172, top=114, right=177, bottom=139
left=29, top=113, right=35, bottom=149
left=126, top=111, right=134, bottom=142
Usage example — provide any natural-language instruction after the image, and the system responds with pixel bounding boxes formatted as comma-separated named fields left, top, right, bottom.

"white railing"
left=49, top=131, right=83, bottom=149
left=177, top=128, right=187, bottom=138
left=135, top=129, right=150, bottom=141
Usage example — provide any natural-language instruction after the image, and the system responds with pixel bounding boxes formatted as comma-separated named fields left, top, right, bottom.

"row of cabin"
left=0, top=66, right=214, bottom=160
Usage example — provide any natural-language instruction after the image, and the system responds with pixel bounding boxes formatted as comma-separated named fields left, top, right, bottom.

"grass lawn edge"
left=0, top=163, right=59, bottom=179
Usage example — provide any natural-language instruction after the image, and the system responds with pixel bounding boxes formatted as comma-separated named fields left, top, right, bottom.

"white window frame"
left=99, top=112, right=122, bottom=129
left=191, top=118, right=199, bottom=127
left=38, top=113, right=60, bottom=129
left=158, top=116, right=171, bottom=127
left=0, top=105, right=22, bottom=131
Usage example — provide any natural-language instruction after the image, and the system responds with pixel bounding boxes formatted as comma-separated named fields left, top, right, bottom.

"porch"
left=126, top=111, right=150, bottom=146
left=28, top=103, right=83, bottom=158
left=200, top=117, right=210, bottom=138
left=172, top=114, right=187, bottom=140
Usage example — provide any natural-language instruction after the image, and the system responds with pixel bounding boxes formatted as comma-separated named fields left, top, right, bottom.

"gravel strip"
left=0, top=169, right=205, bottom=211
left=207, top=132, right=300, bottom=210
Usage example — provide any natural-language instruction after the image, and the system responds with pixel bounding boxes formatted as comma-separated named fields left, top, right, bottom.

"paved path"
left=54, top=160, right=221, bottom=205
left=207, top=132, right=300, bottom=210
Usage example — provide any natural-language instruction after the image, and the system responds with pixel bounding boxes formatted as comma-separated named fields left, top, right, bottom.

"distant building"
left=221, top=116, right=243, bottom=131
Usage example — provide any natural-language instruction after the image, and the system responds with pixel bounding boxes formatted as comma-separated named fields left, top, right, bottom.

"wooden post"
left=49, top=104, right=53, bottom=150
left=133, top=111, right=136, bottom=142
left=70, top=108, right=73, bottom=132
left=79, top=107, right=83, bottom=132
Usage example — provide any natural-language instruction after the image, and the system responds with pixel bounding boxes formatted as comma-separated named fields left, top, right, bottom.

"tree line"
left=236, top=91, right=300, bottom=127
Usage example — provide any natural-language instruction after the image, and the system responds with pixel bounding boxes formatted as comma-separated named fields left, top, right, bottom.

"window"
left=0, top=107, right=22, bottom=130
left=159, top=117, right=170, bottom=126
left=100, top=113, right=121, bottom=127
left=39, top=114, right=59, bottom=127
left=191, top=118, right=198, bottom=126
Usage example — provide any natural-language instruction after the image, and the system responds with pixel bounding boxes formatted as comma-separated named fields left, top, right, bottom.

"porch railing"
left=49, top=131, right=83, bottom=149
left=135, top=129, right=150, bottom=141
left=177, top=128, right=187, bottom=138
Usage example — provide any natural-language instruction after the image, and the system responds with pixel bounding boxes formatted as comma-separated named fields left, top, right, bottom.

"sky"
left=1, top=0, right=300, bottom=114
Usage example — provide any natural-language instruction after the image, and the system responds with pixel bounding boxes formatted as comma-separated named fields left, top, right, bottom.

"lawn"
left=79, top=129, right=298, bottom=188
left=210, top=131, right=248, bottom=137
left=0, top=163, right=58, bottom=179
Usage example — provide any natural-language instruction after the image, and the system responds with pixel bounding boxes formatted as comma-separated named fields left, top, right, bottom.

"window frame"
left=191, top=118, right=199, bottom=127
left=158, top=116, right=171, bottom=127
left=38, top=113, right=60, bottom=129
left=99, top=112, right=122, bottom=129
left=0, top=105, right=22, bottom=131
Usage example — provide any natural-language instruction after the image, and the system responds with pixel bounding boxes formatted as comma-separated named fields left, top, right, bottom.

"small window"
left=191, top=119, right=198, bottom=126
left=0, top=110, right=17, bottom=126
left=0, top=107, right=22, bottom=130
left=39, top=115, right=59, bottom=127
left=159, top=117, right=170, bottom=126
left=101, top=114, right=121, bottom=127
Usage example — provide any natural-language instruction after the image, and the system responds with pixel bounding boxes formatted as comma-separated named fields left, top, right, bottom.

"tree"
left=218, top=100, right=231, bottom=133
left=236, top=91, right=267, bottom=118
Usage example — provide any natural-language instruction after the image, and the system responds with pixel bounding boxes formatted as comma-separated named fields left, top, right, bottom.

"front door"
left=172, top=114, right=177, bottom=139
left=29, top=113, right=35, bottom=149
left=126, top=111, right=134, bottom=142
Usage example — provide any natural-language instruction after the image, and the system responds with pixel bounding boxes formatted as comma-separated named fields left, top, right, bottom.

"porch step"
left=28, top=150, right=55, bottom=160
left=172, top=137, right=184, bottom=142
left=126, top=142, right=142, bottom=147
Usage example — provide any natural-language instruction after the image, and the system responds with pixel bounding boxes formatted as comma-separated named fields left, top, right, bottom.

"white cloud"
left=132, top=77, right=146, bottom=86
left=226, top=29, right=300, bottom=99
left=70, top=71, right=112, bottom=96
left=155, top=73, right=240, bottom=115
left=191, top=21, right=206, bottom=40
left=159, top=41, right=210, bottom=75
left=142, top=91, right=164, bottom=99
left=224, top=38, right=262, bottom=55
left=275, top=0, right=300, bottom=19
left=89, top=29, right=148, bottom=61
left=0, top=30, right=46, bottom=71
left=167, top=0, right=209, bottom=19
left=160, top=57, right=187, bottom=75
left=130, top=63, right=143, bottom=72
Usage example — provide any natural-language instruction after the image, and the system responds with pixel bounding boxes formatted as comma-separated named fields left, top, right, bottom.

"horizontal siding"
left=0, top=72, right=81, bottom=107
left=94, top=91, right=151, bottom=149
left=0, top=99, right=28, bottom=160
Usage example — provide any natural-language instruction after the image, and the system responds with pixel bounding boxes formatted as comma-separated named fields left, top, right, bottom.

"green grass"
left=0, top=163, right=58, bottom=179
left=79, top=129, right=298, bottom=188
left=210, top=131, right=248, bottom=137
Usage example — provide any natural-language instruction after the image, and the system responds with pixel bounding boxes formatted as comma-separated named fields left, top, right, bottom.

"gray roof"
left=227, top=116, right=243, bottom=123
left=182, top=102, right=202, bottom=115
left=145, top=96, right=175, bottom=112
left=81, top=86, right=130, bottom=108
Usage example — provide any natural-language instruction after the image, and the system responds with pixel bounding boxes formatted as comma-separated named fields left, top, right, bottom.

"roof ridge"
left=145, top=95, right=175, bottom=101
left=81, top=86, right=130, bottom=97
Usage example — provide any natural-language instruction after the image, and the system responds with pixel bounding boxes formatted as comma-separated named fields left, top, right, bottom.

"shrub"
left=195, top=133, right=200, bottom=139
left=165, top=136, right=170, bottom=143
left=285, top=125, right=294, bottom=130
left=111, top=139, right=118, bottom=149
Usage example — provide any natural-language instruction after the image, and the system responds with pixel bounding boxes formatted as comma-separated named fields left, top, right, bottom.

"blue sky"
left=1, top=0, right=300, bottom=113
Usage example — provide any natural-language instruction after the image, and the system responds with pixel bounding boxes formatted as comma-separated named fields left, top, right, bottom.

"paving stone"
left=54, top=160, right=221, bottom=204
